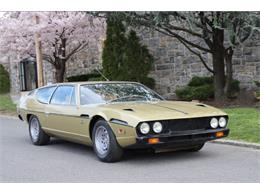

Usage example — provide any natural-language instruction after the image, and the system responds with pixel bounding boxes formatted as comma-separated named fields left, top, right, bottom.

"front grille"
left=164, top=117, right=211, bottom=132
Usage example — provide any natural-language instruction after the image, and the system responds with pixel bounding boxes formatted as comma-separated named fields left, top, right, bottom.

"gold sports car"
left=17, top=81, right=229, bottom=162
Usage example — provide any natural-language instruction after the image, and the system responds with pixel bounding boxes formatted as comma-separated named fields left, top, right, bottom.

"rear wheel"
left=187, top=143, right=205, bottom=152
left=92, top=120, right=123, bottom=162
left=29, top=115, right=50, bottom=145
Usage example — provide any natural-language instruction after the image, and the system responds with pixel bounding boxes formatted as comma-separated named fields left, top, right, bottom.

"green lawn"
left=0, top=94, right=17, bottom=113
left=223, top=107, right=260, bottom=143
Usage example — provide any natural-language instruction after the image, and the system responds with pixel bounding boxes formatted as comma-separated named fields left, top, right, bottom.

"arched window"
left=20, top=57, right=38, bottom=91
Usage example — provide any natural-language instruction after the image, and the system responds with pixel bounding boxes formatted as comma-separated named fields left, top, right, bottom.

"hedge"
left=175, top=76, right=240, bottom=101
left=0, top=64, right=10, bottom=94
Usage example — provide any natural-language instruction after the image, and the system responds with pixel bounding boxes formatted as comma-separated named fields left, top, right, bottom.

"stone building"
left=1, top=29, right=260, bottom=97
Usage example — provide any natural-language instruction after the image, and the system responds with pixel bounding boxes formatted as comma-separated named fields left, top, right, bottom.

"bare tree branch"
left=165, top=23, right=203, bottom=38
left=199, top=12, right=213, bottom=50
left=65, top=42, right=89, bottom=61
left=154, top=27, right=214, bottom=73
left=42, top=54, right=55, bottom=65
left=157, top=25, right=212, bottom=53
left=128, top=13, right=212, bottom=53
left=179, top=38, right=214, bottom=73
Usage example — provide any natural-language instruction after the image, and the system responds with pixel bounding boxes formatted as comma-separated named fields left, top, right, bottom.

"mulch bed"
left=202, top=90, right=260, bottom=109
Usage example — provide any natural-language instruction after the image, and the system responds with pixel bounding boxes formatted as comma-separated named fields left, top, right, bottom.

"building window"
left=20, top=58, right=38, bottom=91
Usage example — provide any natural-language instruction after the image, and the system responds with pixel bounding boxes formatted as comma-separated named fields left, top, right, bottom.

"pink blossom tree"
left=0, top=12, right=106, bottom=82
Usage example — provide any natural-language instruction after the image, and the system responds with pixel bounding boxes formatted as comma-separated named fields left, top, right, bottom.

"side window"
left=36, top=86, right=56, bottom=104
left=50, top=86, right=75, bottom=105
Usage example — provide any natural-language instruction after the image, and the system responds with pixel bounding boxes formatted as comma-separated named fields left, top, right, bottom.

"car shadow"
left=123, top=147, right=214, bottom=163
left=48, top=138, right=94, bottom=155
left=47, top=138, right=214, bottom=163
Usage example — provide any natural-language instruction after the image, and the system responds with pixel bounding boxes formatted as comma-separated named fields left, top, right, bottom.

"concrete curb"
left=0, top=114, right=18, bottom=120
left=211, top=139, right=260, bottom=150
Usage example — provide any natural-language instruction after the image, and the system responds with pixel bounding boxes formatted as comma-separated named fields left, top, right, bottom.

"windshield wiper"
left=108, top=95, right=148, bottom=103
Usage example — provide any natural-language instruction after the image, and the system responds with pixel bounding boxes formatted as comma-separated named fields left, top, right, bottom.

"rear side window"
left=50, top=85, right=75, bottom=105
left=36, top=86, right=56, bottom=104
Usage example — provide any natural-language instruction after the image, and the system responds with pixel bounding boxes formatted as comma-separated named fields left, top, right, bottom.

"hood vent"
left=196, top=104, right=206, bottom=107
left=123, top=108, right=134, bottom=112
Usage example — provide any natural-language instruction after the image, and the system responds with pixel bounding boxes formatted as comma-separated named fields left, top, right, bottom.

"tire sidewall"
left=92, top=120, right=122, bottom=162
left=29, top=115, right=49, bottom=145
left=29, top=116, right=40, bottom=144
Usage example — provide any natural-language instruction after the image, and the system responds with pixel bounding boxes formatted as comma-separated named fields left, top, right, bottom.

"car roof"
left=60, top=81, right=139, bottom=85
left=37, top=81, right=140, bottom=89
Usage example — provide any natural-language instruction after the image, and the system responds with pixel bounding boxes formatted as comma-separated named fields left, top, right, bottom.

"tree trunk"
left=224, top=48, right=234, bottom=97
left=54, top=38, right=67, bottom=83
left=213, top=51, right=225, bottom=101
left=55, top=63, right=66, bottom=83
left=212, top=28, right=226, bottom=102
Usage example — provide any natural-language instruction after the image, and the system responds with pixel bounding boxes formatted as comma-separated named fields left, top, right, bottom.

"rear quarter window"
left=36, top=86, right=56, bottom=104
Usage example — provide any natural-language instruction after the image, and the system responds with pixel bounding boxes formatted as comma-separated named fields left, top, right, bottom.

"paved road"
left=0, top=116, right=259, bottom=182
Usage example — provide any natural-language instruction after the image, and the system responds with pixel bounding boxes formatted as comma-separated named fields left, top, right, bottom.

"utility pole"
left=34, top=15, right=44, bottom=87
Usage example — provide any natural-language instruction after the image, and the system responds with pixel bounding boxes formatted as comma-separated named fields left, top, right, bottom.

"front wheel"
left=92, top=120, right=123, bottom=162
left=29, top=115, right=50, bottom=145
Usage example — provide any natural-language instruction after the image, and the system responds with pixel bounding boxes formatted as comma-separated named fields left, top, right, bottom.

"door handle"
left=80, top=114, right=89, bottom=118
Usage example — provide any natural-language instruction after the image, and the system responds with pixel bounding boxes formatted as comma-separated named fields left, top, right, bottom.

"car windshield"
left=80, top=83, right=164, bottom=105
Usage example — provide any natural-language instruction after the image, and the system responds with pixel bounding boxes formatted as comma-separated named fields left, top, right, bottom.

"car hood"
left=97, top=101, right=227, bottom=126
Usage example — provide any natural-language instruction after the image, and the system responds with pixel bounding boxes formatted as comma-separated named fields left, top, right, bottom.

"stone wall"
left=65, top=40, right=103, bottom=78
left=138, top=29, right=260, bottom=97
left=0, top=56, right=20, bottom=94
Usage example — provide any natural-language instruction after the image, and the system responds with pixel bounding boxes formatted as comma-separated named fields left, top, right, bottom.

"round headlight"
left=139, top=122, right=150, bottom=134
left=153, top=122, right=163, bottom=133
left=210, top=118, right=218, bottom=128
left=219, top=117, right=227, bottom=128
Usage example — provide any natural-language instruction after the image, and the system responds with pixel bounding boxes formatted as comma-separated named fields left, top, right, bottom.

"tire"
left=29, top=115, right=50, bottom=145
left=187, top=143, right=205, bottom=152
left=92, top=119, right=123, bottom=162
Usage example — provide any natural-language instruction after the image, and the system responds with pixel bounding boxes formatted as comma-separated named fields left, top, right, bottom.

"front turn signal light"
left=148, top=138, right=159, bottom=144
left=216, top=131, right=224, bottom=137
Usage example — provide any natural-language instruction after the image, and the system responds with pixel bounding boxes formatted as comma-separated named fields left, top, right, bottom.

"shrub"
left=175, top=86, right=194, bottom=101
left=102, top=15, right=127, bottom=80
left=67, top=73, right=101, bottom=82
left=176, top=84, right=214, bottom=101
left=0, top=64, right=10, bottom=94
left=227, top=79, right=240, bottom=98
left=176, top=76, right=215, bottom=101
left=254, top=80, right=260, bottom=87
left=102, top=15, right=154, bottom=88
left=87, top=76, right=105, bottom=81
left=188, top=76, right=213, bottom=87
left=176, top=76, right=240, bottom=101
left=192, top=84, right=214, bottom=100
left=141, top=77, right=155, bottom=89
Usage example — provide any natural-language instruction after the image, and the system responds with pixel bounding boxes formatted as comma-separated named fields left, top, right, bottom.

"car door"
left=34, top=85, right=57, bottom=129
left=45, top=85, right=89, bottom=143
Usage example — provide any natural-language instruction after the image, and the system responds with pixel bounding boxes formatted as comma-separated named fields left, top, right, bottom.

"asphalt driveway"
left=0, top=116, right=259, bottom=182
